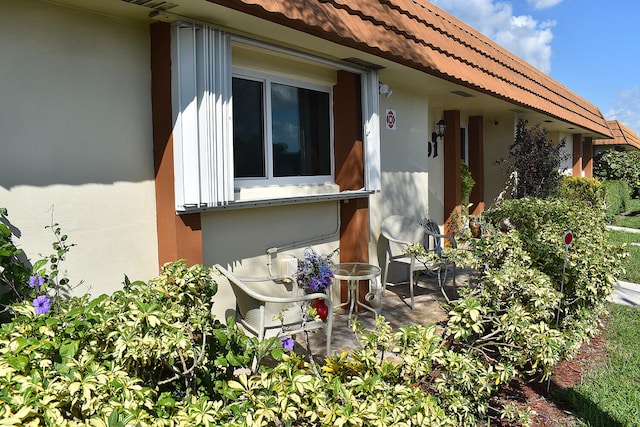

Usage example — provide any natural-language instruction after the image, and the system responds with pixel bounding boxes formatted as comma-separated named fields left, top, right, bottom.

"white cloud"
left=430, top=0, right=557, bottom=73
left=527, top=0, right=562, bottom=9
left=495, top=15, right=555, bottom=73
left=605, top=86, right=640, bottom=136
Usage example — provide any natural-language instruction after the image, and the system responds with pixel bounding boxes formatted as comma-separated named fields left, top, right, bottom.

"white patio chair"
left=214, top=264, right=332, bottom=356
left=380, top=215, right=456, bottom=308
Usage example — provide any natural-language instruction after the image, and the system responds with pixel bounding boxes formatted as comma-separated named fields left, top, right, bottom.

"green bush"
left=602, top=179, right=631, bottom=220
left=481, top=198, right=624, bottom=356
left=1, top=208, right=39, bottom=315
left=1, top=208, right=77, bottom=323
left=556, top=176, right=605, bottom=210
left=0, top=249, right=533, bottom=426
left=460, top=160, right=475, bottom=203
left=442, top=198, right=624, bottom=395
left=0, top=261, right=264, bottom=426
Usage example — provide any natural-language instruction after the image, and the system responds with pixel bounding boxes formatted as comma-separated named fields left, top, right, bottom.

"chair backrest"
left=381, top=215, right=426, bottom=256
left=215, top=265, right=298, bottom=332
left=419, top=217, right=443, bottom=255
left=419, top=217, right=457, bottom=253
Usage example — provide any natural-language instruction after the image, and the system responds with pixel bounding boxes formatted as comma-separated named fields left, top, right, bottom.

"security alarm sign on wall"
left=385, top=109, right=396, bottom=130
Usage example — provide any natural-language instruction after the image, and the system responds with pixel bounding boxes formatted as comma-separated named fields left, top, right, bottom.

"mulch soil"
left=490, top=320, right=609, bottom=426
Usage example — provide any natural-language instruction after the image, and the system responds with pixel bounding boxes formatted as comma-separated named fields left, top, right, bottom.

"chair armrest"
left=254, top=292, right=331, bottom=306
left=236, top=274, right=296, bottom=284
left=216, top=265, right=332, bottom=306
left=382, top=234, right=414, bottom=246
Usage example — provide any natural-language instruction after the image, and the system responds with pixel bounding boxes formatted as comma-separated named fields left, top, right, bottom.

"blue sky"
left=430, top=0, right=640, bottom=135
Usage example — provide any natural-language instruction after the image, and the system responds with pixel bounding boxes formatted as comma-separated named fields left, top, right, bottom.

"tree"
left=594, top=149, right=640, bottom=198
left=505, top=119, right=567, bottom=199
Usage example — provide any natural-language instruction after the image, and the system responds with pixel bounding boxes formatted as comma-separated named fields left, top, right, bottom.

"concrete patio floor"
left=298, top=268, right=473, bottom=357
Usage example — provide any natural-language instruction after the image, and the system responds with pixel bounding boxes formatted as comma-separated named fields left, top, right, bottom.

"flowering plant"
left=0, top=208, right=75, bottom=320
left=296, top=248, right=336, bottom=292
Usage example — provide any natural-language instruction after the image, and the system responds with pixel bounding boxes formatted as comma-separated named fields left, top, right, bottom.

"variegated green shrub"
left=0, top=197, right=625, bottom=426
left=445, top=197, right=624, bottom=384
left=0, top=261, right=261, bottom=426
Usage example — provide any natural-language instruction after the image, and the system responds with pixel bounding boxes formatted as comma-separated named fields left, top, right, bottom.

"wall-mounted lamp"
left=378, top=82, right=393, bottom=98
left=428, top=119, right=446, bottom=158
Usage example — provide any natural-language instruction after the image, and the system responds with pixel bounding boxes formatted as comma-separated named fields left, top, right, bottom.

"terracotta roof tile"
left=594, top=120, right=640, bottom=149
left=209, top=0, right=611, bottom=137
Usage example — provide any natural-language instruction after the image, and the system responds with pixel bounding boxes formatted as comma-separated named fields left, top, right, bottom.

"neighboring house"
left=1, top=0, right=613, bottom=319
left=593, top=120, right=640, bottom=157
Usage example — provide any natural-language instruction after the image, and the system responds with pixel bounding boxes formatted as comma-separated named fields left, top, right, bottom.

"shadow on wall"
left=201, top=201, right=341, bottom=275
left=372, top=171, right=431, bottom=276
left=0, top=0, right=154, bottom=189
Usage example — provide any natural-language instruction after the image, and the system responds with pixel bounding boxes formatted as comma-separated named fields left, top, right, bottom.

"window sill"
left=177, top=188, right=374, bottom=213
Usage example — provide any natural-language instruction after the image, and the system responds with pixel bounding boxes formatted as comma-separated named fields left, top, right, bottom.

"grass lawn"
left=608, top=198, right=640, bottom=283
left=556, top=304, right=640, bottom=426
left=614, top=198, right=640, bottom=229
left=607, top=229, right=640, bottom=284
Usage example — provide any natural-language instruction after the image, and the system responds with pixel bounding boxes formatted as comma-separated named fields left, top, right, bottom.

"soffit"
left=48, top=0, right=611, bottom=138
left=203, top=0, right=611, bottom=138
left=594, top=120, right=640, bottom=149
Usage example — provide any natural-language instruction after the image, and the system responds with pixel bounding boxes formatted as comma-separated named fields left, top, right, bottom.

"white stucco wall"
left=556, top=131, right=575, bottom=176
left=483, top=117, right=517, bottom=207
left=369, top=89, right=433, bottom=269
left=0, top=0, right=159, bottom=296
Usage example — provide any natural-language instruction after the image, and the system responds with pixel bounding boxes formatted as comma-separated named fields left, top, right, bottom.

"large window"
left=233, top=71, right=332, bottom=185
left=171, top=24, right=380, bottom=211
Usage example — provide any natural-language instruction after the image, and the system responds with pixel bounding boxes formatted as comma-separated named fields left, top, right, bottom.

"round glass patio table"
left=332, top=262, right=382, bottom=319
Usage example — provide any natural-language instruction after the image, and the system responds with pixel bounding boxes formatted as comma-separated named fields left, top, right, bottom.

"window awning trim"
left=230, top=34, right=368, bottom=75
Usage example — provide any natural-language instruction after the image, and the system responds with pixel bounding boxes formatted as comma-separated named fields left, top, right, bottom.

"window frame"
left=232, top=66, right=335, bottom=187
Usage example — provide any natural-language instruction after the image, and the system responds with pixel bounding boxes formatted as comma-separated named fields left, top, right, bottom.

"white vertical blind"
left=172, top=24, right=233, bottom=211
left=362, top=71, right=381, bottom=191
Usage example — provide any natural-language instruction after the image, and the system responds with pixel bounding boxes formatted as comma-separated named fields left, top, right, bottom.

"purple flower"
left=32, top=295, right=51, bottom=315
left=308, top=277, right=321, bottom=292
left=29, top=275, right=45, bottom=289
left=319, top=265, right=333, bottom=279
left=296, top=249, right=335, bottom=292
left=281, top=336, right=295, bottom=351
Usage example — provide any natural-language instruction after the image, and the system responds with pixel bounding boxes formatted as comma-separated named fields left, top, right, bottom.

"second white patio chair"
left=214, top=264, right=333, bottom=356
left=381, top=215, right=455, bottom=308
left=381, top=215, right=430, bottom=309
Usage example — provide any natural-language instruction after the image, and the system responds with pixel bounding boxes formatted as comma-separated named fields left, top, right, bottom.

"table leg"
left=355, top=279, right=380, bottom=318
left=334, top=277, right=380, bottom=319
left=348, top=280, right=357, bottom=318
left=334, top=279, right=356, bottom=317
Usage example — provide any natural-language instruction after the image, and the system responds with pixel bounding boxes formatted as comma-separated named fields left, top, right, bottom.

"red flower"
left=312, top=299, right=329, bottom=322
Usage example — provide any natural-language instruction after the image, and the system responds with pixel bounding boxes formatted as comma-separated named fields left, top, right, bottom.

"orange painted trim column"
left=468, top=116, right=485, bottom=216
left=583, top=137, right=593, bottom=178
left=443, top=110, right=461, bottom=236
left=572, top=134, right=583, bottom=177
left=334, top=70, right=369, bottom=304
left=151, top=23, right=203, bottom=268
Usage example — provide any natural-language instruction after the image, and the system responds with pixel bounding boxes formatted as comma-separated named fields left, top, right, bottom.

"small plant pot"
left=469, top=218, right=482, bottom=238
